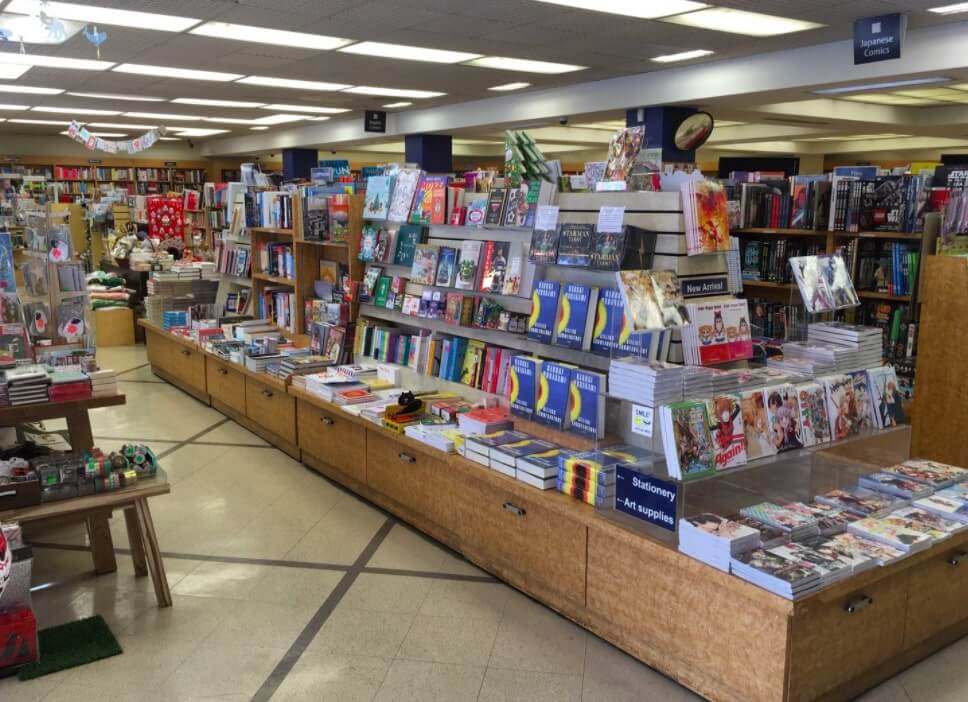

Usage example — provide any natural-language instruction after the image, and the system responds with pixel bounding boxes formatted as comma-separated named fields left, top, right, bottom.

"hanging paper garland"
left=82, top=24, right=106, bottom=59
left=66, top=120, right=166, bottom=154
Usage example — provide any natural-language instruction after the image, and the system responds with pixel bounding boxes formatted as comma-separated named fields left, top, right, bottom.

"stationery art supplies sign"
left=614, top=466, right=678, bottom=531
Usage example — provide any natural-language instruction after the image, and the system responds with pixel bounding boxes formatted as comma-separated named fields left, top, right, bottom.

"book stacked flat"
left=912, top=493, right=968, bottom=524
left=678, top=513, right=760, bottom=572
left=279, top=355, right=333, bottom=380
left=880, top=459, right=968, bottom=490
left=333, top=388, right=378, bottom=406
left=892, top=505, right=968, bottom=536
left=462, top=430, right=530, bottom=469
left=725, top=513, right=786, bottom=549
left=404, top=424, right=464, bottom=453
left=457, top=407, right=512, bottom=435
left=739, top=502, right=820, bottom=541
left=768, top=541, right=852, bottom=586
left=515, top=448, right=573, bottom=491
left=0, top=377, right=7, bottom=407
left=680, top=366, right=714, bottom=399
left=876, top=513, right=950, bottom=543
left=7, top=365, right=51, bottom=406
left=814, top=487, right=905, bottom=517
left=304, top=372, right=366, bottom=402
left=796, top=535, right=877, bottom=576
left=783, top=502, right=861, bottom=536
left=858, top=471, right=934, bottom=500
left=490, top=438, right=557, bottom=486
left=847, top=516, right=933, bottom=553
left=87, top=369, right=118, bottom=398
left=730, top=548, right=821, bottom=600
left=47, top=370, right=92, bottom=403
left=607, top=358, right=683, bottom=406
left=807, top=322, right=883, bottom=370
left=767, top=344, right=837, bottom=378
left=558, top=445, right=652, bottom=507
left=825, top=532, right=906, bottom=566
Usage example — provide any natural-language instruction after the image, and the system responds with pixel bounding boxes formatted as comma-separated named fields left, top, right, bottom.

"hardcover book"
left=682, top=179, right=731, bottom=255
left=589, top=227, right=627, bottom=270
left=527, top=280, right=561, bottom=343
left=478, top=241, right=511, bottom=293
left=529, top=227, right=560, bottom=264
left=556, top=223, right=594, bottom=266
left=484, top=188, right=507, bottom=225
left=589, top=287, right=629, bottom=355
left=410, top=174, right=448, bottom=225
left=554, top=283, right=598, bottom=351
left=508, top=355, right=542, bottom=419
left=387, top=168, right=420, bottom=222
left=361, top=266, right=383, bottom=302
left=465, top=194, right=488, bottom=227
left=568, top=369, right=606, bottom=438
left=501, top=242, right=526, bottom=296
left=434, top=246, right=458, bottom=287
left=705, top=393, right=747, bottom=470
left=392, top=225, right=423, bottom=267
left=409, top=244, right=439, bottom=286
left=454, top=240, right=483, bottom=291
left=535, top=361, right=576, bottom=430
left=373, top=276, right=392, bottom=308
left=363, top=175, right=391, bottom=220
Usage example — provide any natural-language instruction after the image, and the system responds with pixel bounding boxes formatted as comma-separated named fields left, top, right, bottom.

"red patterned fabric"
left=146, top=196, right=184, bottom=243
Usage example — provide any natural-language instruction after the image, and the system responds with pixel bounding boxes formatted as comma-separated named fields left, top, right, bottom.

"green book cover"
left=373, top=276, right=392, bottom=308
left=393, top=225, right=423, bottom=267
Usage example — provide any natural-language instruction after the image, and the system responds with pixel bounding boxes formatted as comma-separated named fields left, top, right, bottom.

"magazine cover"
left=682, top=179, right=730, bottom=255
left=821, top=254, right=860, bottom=309
left=790, top=255, right=835, bottom=313
left=796, top=382, right=831, bottom=446
left=867, top=366, right=904, bottom=428
left=668, top=400, right=716, bottom=479
left=409, top=244, right=439, bottom=286
left=849, top=369, right=876, bottom=433
left=739, top=389, right=778, bottom=460
left=763, top=384, right=803, bottom=453
left=821, top=374, right=857, bottom=440
left=363, top=175, right=391, bottom=220
left=705, top=394, right=747, bottom=470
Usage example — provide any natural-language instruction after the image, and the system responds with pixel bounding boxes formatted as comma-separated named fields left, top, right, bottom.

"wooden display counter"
left=140, top=318, right=968, bottom=702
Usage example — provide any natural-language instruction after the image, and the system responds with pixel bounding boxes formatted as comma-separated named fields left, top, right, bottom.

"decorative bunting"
left=65, top=120, right=166, bottom=154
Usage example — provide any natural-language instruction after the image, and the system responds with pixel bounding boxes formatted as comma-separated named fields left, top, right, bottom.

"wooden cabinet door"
left=245, top=377, right=296, bottom=444
left=297, top=399, right=365, bottom=483
left=206, top=358, right=246, bottom=414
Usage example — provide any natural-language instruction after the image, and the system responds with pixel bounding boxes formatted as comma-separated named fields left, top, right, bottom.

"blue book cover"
left=833, top=165, right=878, bottom=179
left=617, top=330, right=655, bottom=358
left=439, top=338, right=452, bottom=380
left=590, top=287, right=626, bottom=355
left=528, top=280, right=561, bottom=343
left=554, top=283, right=593, bottom=350
left=448, top=337, right=468, bottom=381
left=0, top=232, right=14, bottom=292
left=568, top=369, right=605, bottom=438
left=363, top=175, right=391, bottom=220
left=434, top=246, right=458, bottom=287
left=535, top=361, right=575, bottom=429
left=509, top=355, right=541, bottom=419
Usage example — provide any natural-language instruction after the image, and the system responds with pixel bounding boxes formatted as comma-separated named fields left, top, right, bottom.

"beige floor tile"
left=418, top=579, right=512, bottom=621
left=247, top=565, right=344, bottom=607
left=437, top=552, right=491, bottom=577
left=342, top=573, right=433, bottom=613
left=88, top=382, right=225, bottom=441
left=855, top=679, right=916, bottom=702
left=117, top=364, right=164, bottom=382
left=581, top=636, right=700, bottom=702
left=37, top=683, right=170, bottom=702
left=202, top=598, right=318, bottom=649
left=172, top=561, right=271, bottom=599
left=367, top=523, right=453, bottom=571
left=0, top=671, right=66, bottom=701
left=159, top=642, right=287, bottom=699
left=480, top=667, right=583, bottom=702
left=307, top=606, right=415, bottom=658
left=151, top=442, right=234, bottom=485
left=271, top=652, right=391, bottom=702
left=489, top=600, right=587, bottom=675
left=114, top=593, right=234, bottom=643
left=397, top=613, right=500, bottom=666
left=97, top=345, right=148, bottom=373
left=374, top=659, right=485, bottom=702
left=194, top=418, right=269, bottom=446
left=285, top=495, right=388, bottom=565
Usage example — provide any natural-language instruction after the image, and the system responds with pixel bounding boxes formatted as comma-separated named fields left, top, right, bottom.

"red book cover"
left=410, top=175, right=448, bottom=225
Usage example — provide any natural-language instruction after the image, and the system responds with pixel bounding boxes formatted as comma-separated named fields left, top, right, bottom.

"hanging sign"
left=853, top=13, right=905, bottom=65
left=66, top=121, right=166, bottom=154
left=364, top=110, right=387, bottom=133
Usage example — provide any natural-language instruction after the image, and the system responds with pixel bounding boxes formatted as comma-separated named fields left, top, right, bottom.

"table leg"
left=135, top=498, right=172, bottom=608
left=65, top=410, right=94, bottom=452
left=86, top=514, right=117, bottom=575
left=124, top=507, right=148, bottom=577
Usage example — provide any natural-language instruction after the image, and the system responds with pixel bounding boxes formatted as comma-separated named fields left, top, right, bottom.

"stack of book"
left=404, top=423, right=464, bottom=453
left=7, top=365, right=50, bottom=406
left=814, top=487, right=905, bottom=517
left=557, top=445, right=651, bottom=507
left=678, top=514, right=761, bottom=572
left=740, top=502, right=820, bottom=540
left=807, top=322, right=883, bottom=370
left=515, top=447, right=572, bottom=490
left=457, top=406, right=512, bottom=434
left=490, top=438, right=557, bottom=484
left=768, top=541, right=853, bottom=585
left=730, top=549, right=821, bottom=600
left=608, top=358, right=684, bottom=407
left=87, top=369, right=118, bottom=398
left=858, top=471, right=934, bottom=500
left=462, top=430, right=529, bottom=469
left=48, top=370, right=92, bottom=402
left=847, top=517, right=933, bottom=554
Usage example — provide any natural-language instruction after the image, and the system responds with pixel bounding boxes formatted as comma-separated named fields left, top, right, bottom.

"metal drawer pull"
left=261, top=389, right=273, bottom=398
left=949, top=551, right=968, bottom=566
left=320, top=417, right=335, bottom=426
left=0, top=490, right=15, bottom=498
left=217, top=368, right=228, bottom=375
left=398, top=452, right=416, bottom=464
left=180, top=349, right=191, bottom=356
left=503, top=502, right=526, bottom=517
left=845, top=595, right=873, bottom=614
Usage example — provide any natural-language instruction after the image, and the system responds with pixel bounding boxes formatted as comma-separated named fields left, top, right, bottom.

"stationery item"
left=363, top=174, right=392, bottom=220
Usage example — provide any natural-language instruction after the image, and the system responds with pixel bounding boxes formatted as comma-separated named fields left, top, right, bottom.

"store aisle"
left=0, top=346, right=959, bottom=702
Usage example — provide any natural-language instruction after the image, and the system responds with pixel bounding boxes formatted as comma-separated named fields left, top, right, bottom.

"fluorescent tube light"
left=0, top=13, right=84, bottom=44
left=113, top=64, right=242, bottom=82
left=814, top=77, right=950, bottom=94
left=250, top=126, right=269, bottom=131
left=382, top=102, right=412, bottom=108
left=159, top=137, right=180, bottom=141
left=168, top=127, right=229, bottom=136
left=464, top=56, right=585, bottom=74
left=489, top=82, right=531, bottom=91
left=88, top=122, right=158, bottom=129
left=0, top=104, right=30, bottom=110
left=0, top=53, right=112, bottom=71
left=304, top=116, right=330, bottom=122
left=0, top=84, right=63, bottom=95
left=5, top=0, right=200, bottom=32
left=652, top=49, right=714, bottom=63
left=343, top=86, right=445, bottom=98
left=532, top=0, right=708, bottom=19
left=236, top=76, right=351, bottom=91
left=0, top=66, right=28, bottom=79
left=929, top=2, right=968, bottom=13
left=67, top=92, right=164, bottom=102
left=339, top=41, right=480, bottom=64
left=60, top=130, right=126, bottom=137
left=189, top=22, right=352, bottom=50
left=172, top=98, right=266, bottom=108
left=124, top=112, right=202, bottom=121
left=662, top=8, right=823, bottom=36
left=33, top=106, right=120, bottom=115
left=259, top=104, right=350, bottom=114
left=251, top=113, right=310, bottom=125
left=9, top=118, right=69, bottom=125
left=199, top=117, right=258, bottom=125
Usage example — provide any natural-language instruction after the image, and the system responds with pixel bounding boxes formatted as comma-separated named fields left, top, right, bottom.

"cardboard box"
left=94, top=307, right=135, bottom=347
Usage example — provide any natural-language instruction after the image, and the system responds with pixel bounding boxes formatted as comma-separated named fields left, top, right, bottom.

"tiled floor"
left=0, top=345, right=963, bottom=701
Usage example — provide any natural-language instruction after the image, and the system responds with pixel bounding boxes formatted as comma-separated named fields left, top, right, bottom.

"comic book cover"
left=763, top=384, right=804, bottom=453
left=790, top=255, right=834, bottom=313
left=821, top=374, right=857, bottom=440
left=849, top=370, right=877, bottom=433
left=867, top=366, right=904, bottom=429
left=667, top=400, right=715, bottom=480
left=796, top=382, right=830, bottom=447
left=704, top=394, right=747, bottom=470
left=739, top=389, right=778, bottom=460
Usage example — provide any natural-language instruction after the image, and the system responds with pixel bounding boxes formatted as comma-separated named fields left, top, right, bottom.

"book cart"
left=139, top=190, right=967, bottom=702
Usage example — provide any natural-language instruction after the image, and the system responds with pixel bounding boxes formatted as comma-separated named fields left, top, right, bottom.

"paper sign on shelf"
left=597, top=206, right=625, bottom=233
left=534, top=205, right=559, bottom=231
left=631, top=404, right=654, bottom=438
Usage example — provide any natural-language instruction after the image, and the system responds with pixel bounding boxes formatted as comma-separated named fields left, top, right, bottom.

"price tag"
left=631, top=404, right=654, bottom=438
left=597, top=206, right=625, bottom=233
left=534, top=205, right=559, bottom=231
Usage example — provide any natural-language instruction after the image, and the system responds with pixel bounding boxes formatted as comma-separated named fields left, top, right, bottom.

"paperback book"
left=554, top=284, right=598, bottom=351
left=409, top=244, right=439, bottom=285
left=661, top=400, right=715, bottom=480
left=704, top=394, right=747, bottom=470
left=556, top=223, right=594, bottom=266
left=527, top=280, right=561, bottom=343
left=739, top=389, right=778, bottom=460
left=535, top=361, right=575, bottom=430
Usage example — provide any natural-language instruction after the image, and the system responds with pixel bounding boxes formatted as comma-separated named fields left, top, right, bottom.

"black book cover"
left=555, top=223, right=594, bottom=266
left=484, top=188, right=507, bottom=226
left=528, top=227, right=560, bottom=264
left=871, top=176, right=904, bottom=231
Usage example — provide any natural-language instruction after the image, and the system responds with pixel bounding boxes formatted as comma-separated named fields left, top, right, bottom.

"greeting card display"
left=147, top=196, right=185, bottom=246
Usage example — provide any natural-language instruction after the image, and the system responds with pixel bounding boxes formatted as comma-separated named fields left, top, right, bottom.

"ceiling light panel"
left=168, top=128, right=229, bottom=136
left=0, top=66, right=28, bottom=79
left=489, top=82, right=530, bottom=91
left=533, top=0, right=707, bottom=19
left=124, top=112, right=201, bottom=121
left=929, top=3, right=968, bottom=13
left=0, top=85, right=63, bottom=95
left=33, top=106, right=119, bottom=115
left=172, top=98, right=265, bottom=108
left=813, top=77, right=950, bottom=94
left=343, top=86, right=445, bottom=98
left=841, top=94, right=939, bottom=105
left=662, top=8, right=823, bottom=36
left=59, top=130, right=126, bottom=137
left=0, top=53, right=112, bottom=71
left=340, top=41, right=480, bottom=64
left=159, top=137, right=180, bottom=141
left=652, top=49, right=714, bottom=63
left=259, top=104, right=349, bottom=114
left=9, top=118, right=69, bottom=125
left=0, top=13, right=84, bottom=44
left=5, top=0, right=200, bottom=32
left=66, top=92, right=164, bottom=102
left=0, top=104, right=29, bottom=110
left=250, top=126, right=269, bottom=131
left=88, top=121, right=158, bottom=129
left=382, top=102, right=411, bottom=108
left=236, top=76, right=351, bottom=91
left=113, top=64, right=242, bottom=82
left=252, top=113, right=310, bottom=125
left=189, top=22, right=352, bottom=50
left=464, top=56, right=585, bottom=73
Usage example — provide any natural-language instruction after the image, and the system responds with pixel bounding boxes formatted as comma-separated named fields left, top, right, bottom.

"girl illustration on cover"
left=712, top=311, right=726, bottom=342
left=738, top=317, right=751, bottom=340
left=711, top=397, right=741, bottom=450
left=880, top=379, right=904, bottom=427
left=835, top=394, right=853, bottom=440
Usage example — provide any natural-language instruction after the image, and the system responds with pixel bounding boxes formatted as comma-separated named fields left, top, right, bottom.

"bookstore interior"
left=5, top=2, right=968, bottom=701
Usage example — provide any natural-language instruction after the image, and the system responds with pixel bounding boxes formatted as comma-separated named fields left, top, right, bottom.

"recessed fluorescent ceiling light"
left=382, top=101, right=411, bottom=108
left=652, top=49, right=714, bottom=63
left=33, top=106, right=120, bottom=115
left=113, top=64, right=241, bottom=82
left=124, top=112, right=201, bottom=121
left=59, top=130, right=126, bottom=137
left=250, top=126, right=269, bottom=130
left=841, top=94, right=938, bottom=105
left=168, top=127, right=229, bottom=136
left=343, top=86, right=445, bottom=98
left=200, top=117, right=258, bottom=125
left=929, top=2, right=968, bottom=13
left=0, top=66, right=28, bottom=79
left=0, top=84, right=63, bottom=95
left=67, top=92, right=164, bottom=101
left=88, top=121, right=158, bottom=129
left=533, top=0, right=708, bottom=19
left=489, top=82, right=530, bottom=91
left=252, top=113, right=309, bottom=125
left=9, top=118, right=69, bottom=124
left=159, top=137, right=180, bottom=141
left=814, top=77, right=950, bottom=94
left=259, top=104, right=349, bottom=114
left=0, top=53, right=111, bottom=71
left=464, top=56, right=585, bottom=74
left=662, top=8, right=823, bottom=36
left=339, top=41, right=480, bottom=64
left=0, top=13, right=84, bottom=43
left=0, top=104, right=30, bottom=110
left=6, top=0, right=200, bottom=31
left=189, top=22, right=352, bottom=51
left=305, top=116, right=330, bottom=121
left=172, top=98, right=265, bottom=108
left=236, top=76, right=351, bottom=91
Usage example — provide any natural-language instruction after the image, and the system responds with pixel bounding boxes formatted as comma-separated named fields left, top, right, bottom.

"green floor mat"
left=17, top=615, right=122, bottom=680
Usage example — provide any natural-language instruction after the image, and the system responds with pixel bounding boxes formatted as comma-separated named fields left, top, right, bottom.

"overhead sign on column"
left=853, top=13, right=905, bottom=65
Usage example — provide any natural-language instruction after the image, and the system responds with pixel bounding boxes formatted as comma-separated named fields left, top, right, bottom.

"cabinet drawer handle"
left=845, top=595, right=873, bottom=614
left=949, top=551, right=968, bottom=567
left=0, top=490, right=15, bottom=498
left=180, top=349, right=191, bottom=356
left=217, top=368, right=228, bottom=375
left=261, top=389, right=273, bottom=398
left=503, top=502, right=526, bottom=517
left=320, top=416, right=335, bottom=426
left=398, top=452, right=415, bottom=464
